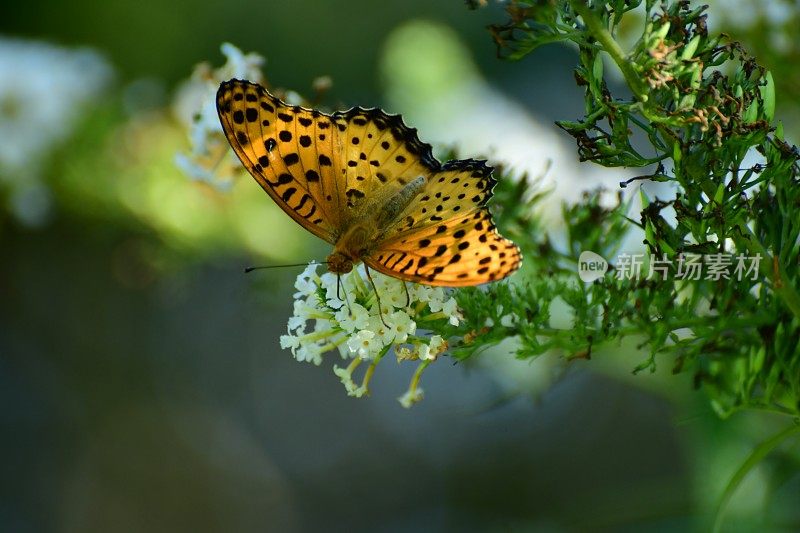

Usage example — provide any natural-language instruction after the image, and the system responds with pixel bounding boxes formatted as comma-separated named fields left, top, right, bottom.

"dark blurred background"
left=2, top=1, right=799, bottom=532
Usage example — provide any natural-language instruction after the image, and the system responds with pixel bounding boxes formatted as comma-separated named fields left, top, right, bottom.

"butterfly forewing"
left=331, top=107, right=441, bottom=212
left=216, top=79, right=341, bottom=242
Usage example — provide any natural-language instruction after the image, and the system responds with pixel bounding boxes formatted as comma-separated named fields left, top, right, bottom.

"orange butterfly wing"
left=216, top=79, right=344, bottom=243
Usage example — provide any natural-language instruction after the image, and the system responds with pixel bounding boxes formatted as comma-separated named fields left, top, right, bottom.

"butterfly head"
left=326, top=251, right=355, bottom=275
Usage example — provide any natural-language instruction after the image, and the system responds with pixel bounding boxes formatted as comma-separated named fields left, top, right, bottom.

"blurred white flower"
left=500, top=314, right=516, bottom=328
left=441, top=297, right=462, bottom=326
left=283, top=263, right=459, bottom=404
left=0, top=37, right=112, bottom=225
left=172, top=42, right=266, bottom=190
left=398, top=387, right=424, bottom=409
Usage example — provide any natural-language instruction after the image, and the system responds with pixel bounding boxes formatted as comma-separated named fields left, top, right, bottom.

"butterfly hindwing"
left=216, top=79, right=341, bottom=242
left=366, top=208, right=521, bottom=286
left=380, top=159, right=495, bottom=239
left=365, top=157, right=520, bottom=285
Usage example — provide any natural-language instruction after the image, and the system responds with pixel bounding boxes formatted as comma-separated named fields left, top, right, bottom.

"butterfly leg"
left=402, top=281, right=411, bottom=309
left=337, top=273, right=352, bottom=313
left=364, top=263, right=389, bottom=328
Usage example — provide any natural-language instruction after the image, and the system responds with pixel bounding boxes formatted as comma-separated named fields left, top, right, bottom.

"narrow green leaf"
left=760, top=71, right=775, bottom=122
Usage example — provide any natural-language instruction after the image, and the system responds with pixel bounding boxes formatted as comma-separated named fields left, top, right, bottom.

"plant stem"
left=568, top=1, right=649, bottom=99
left=712, top=422, right=800, bottom=533
left=361, top=347, right=388, bottom=394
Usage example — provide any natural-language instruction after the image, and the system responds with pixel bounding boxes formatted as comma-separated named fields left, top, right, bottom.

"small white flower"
left=398, top=387, right=424, bottom=408
left=320, top=273, right=346, bottom=309
left=333, top=364, right=368, bottom=397
left=219, top=42, right=265, bottom=80
left=367, top=315, right=396, bottom=345
left=279, top=334, right=300, bottom=350
left=347, top=330, right=380, bottom=360
left=287, top=315, right=306, bottom=333
left=314, top=318, right=334, bottom=332
left=419, top=335, right=447, bottom=361
left=425, top=287, right=447, bottom=310
left=295, top=343, right=323, bottom=366
left=485, top=317, right=495, bottom=328
left=388, top=311, right=416, bottom=343
left=294, top=262, right=320, bottom=297
left=382, top=282, right=409, bottom=309
left=293, top=298, right=319, bottom=320
left=418, top=345, right=432, bottom=361
left=441, top=297, right=462, bottom=326
left=335, top=303, right=370, bottom=333
left=429, top=335, right=447, bottom=356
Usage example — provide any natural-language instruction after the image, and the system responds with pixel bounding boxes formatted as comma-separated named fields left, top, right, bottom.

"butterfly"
left=216, top=79, right=521, bottom=286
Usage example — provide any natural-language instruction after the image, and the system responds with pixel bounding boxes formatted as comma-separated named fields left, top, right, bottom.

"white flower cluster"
left=173, top=43, right=265, bottom=190
left=280, top=263, right=462, bottom=407
left=0, top=38, right=112, bottom=226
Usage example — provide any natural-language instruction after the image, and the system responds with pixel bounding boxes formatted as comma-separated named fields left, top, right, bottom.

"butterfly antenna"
left=364, top=264, right=389, bottom=328
left=244, top=261, right=327, bottom=273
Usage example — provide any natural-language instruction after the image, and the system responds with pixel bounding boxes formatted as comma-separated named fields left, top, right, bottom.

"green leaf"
left=681, top=35, right=701, bottom=60
left=760, top=70, right=775, bottom=122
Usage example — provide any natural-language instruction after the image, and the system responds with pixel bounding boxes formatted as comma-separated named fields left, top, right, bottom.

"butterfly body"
left=216, top=79, right=521, bottom=286
left=326, top=174, right=428, bottom=273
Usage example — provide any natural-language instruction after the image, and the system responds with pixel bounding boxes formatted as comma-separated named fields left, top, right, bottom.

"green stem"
left=568, top=1, right=648, bottom=100
left=299, top=329, right=340, bottom=343
left=409, top=360, right=430, bottom=393
left=712, top=422, right=800, bottom=533
left=361, top=345, right=389, bottom=394
left=416, top=312, right=447, bottom=322
left=346, top=357, right=362, bottom=375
